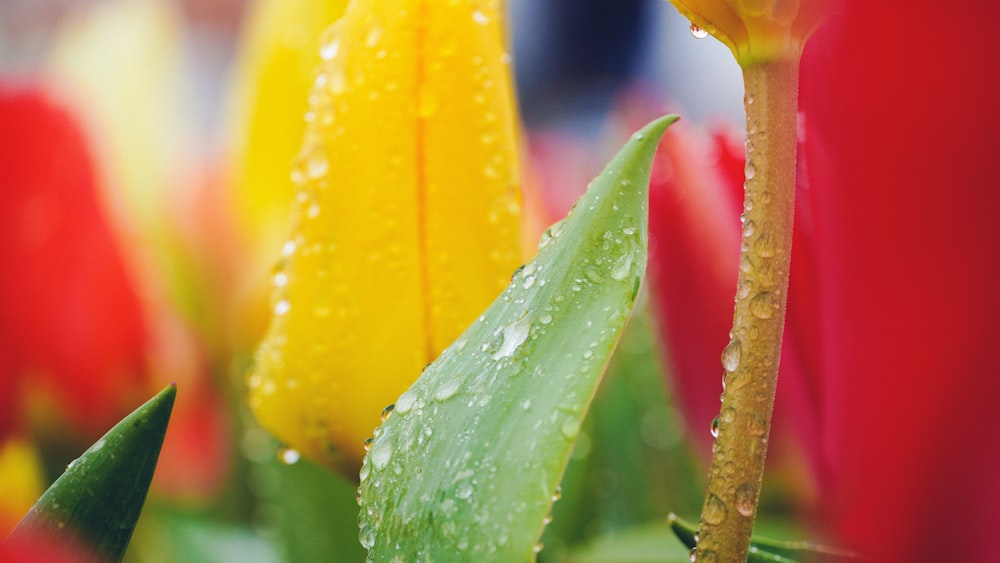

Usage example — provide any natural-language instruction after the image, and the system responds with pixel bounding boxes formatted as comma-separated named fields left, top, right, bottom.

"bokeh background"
left=2, top=0, right=941, bottom=561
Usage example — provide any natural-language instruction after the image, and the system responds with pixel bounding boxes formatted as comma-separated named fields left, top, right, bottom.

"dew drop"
left=456, top=481, right=474, bottom=499
left=307, top=153, right=329, bottom=179
left=492, top=313, right=531, bottom=359
left=744, top=160, right=756, bottom=180
left=736, top=280, right=752, bottom=300
left=273, top=271, right=288, bottom=287
left=585, top=266, right=604, bottom=284
left=278, top=447, right=300, bottom=465
left=433, top=378, right=462, bottom=401
left=689, top=547, right=698, bottom=562
left=395, top=389, right=418, bottom=414
left=359, top=524, right=376, bottom=549
left=742, top=220, right=756, bottom=238
left=735, top=482, right=756, bottom=517
left=538, top=314, right=552, bottom=325
left=721, top=338, right=742, bottom=372
left=690, top=23, right=709, bottom=39
left=320, top=37, right=340, bottom=60
left=710, top=416, right=720, bottom=438
left=561, top=417, right=581, bottom=439
left=749, top=292, right=774, bottom=319
left=472, top=9, right=490, bottom=25
left=703, top=493, right=728, bottom=525
left=274, top=300, right=290, bottom=316
left=754, top=227, right=777, bottom=258
left=533, top=543, right=544, bottom=554
left=610, top=252, right=633, bottom=281
left=363, top=437, right=373, bottom=452
left=551, top=486, right=562, bottom=502
left=380, top=403, right=395, bottom=422
left=721, top=406, right=736, bottom=423
left=370, top=441, right=393, bottom=470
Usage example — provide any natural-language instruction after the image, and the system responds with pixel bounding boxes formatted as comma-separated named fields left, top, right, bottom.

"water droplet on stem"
left=721, top=339, right=742, bottom=372
left=703, top=493, right=728, bottom=525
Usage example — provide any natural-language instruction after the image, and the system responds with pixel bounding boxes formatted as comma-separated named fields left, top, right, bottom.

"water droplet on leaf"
left=690, top=23, right=709, bottom=38
left=433, top=378, right=462, bottom=401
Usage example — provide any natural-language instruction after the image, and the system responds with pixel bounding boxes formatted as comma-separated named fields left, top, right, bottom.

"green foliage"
left=357, top=115, right=679, bottom=561
left=5, top=385, right=176, bottom=562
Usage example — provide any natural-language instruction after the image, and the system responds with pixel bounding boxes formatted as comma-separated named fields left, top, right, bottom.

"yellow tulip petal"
left=227, top=0, right=349, bottom=255
left=249, top=0, right=522, bottom=476
left=669, top=0, right=829, bottom=64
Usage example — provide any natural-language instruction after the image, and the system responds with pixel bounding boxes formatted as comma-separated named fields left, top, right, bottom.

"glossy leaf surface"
left=358, top=116, right=677, bottom=561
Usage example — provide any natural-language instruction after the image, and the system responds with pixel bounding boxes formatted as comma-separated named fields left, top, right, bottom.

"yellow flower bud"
left=248, top=0, right=522, bottom=476
left=668, top=0, right=829, bottom=64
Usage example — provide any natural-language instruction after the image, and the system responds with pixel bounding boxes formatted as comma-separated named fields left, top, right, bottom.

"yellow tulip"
left=669, top=0, right=829, bottom=64
left=0, top=437, right=44, bottom=536
left=248, top=0, right=522, bottom=476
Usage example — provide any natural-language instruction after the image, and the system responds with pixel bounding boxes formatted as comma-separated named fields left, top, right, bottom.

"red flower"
left=651, top=2, right=1000, bottom=560
left=0, top=86, right=150, bottom=440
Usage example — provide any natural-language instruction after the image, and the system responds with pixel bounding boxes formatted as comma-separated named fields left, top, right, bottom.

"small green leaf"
left=668, top=513, right=861, bottom=562
left=358, top=115, right=678, bottom=561
left=4, top=384, right=176, bottom=562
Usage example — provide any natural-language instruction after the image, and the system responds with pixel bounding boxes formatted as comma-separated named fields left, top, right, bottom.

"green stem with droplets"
left=694, top=57, right=799, bottom=562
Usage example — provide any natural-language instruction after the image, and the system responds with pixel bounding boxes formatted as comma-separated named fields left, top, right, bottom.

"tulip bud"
left=248, top=0, right=522, bottom=476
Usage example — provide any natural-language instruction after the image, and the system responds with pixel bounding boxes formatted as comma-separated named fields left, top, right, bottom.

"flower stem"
left=694, top=57, right=799, bottom=562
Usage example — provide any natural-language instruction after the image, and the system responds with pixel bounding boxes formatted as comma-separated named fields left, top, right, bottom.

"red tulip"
left=0, top=86, right=150, bottom=440
left=651, top=2, right=1000, bottom=560
left=800, top=3, right=1000, bottom=561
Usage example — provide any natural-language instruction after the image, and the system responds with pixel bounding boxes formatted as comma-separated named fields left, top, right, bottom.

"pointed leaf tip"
left=4, top=384, right=176, bottom=562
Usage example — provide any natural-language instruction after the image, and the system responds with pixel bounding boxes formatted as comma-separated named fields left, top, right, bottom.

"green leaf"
left=564, top=520, right=691, bottom=563
left=668, top=513, right=861, bottom=563
left=4, top=384, right=176, bottom=562
left=358, top=115, right=678, bottom=561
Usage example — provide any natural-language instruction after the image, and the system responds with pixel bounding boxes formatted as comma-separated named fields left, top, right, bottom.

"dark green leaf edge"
left=4, top=384, right=177, bottom=562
